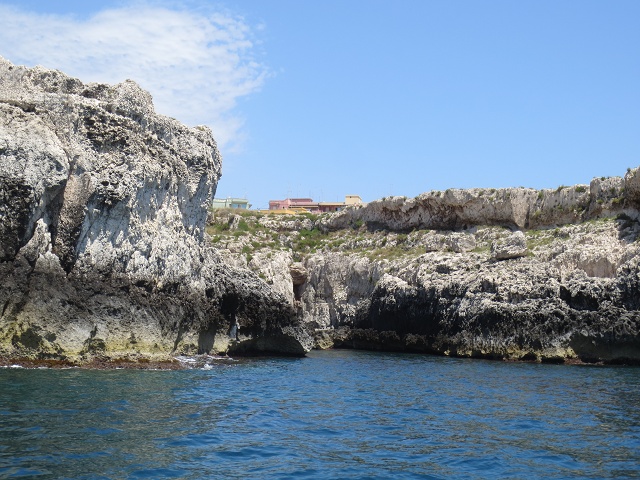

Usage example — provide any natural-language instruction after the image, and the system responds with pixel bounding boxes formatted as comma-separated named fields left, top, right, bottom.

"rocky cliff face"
left=9, top=58, right=635, bottom=367
left=320, top=176, right=627, bottom=232
left=0, top=57, right=312, bottom=363
left=210, top=171, right=640, bottom=364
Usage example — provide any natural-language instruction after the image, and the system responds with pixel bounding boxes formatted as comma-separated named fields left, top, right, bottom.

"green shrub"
left=352, top=219, right=364, bottom=229
left=207, top=221, right=231, bottom=233
left=293, top=228, right=327, bottom=252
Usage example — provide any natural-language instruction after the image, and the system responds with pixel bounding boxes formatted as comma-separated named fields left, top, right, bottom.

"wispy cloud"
left=0, top=2, right=268, bottom=151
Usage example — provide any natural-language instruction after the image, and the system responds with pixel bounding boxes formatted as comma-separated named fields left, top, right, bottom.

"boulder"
left=491, top=231, right=527, bottom=260
left=446, top=232, right=477, bottom=253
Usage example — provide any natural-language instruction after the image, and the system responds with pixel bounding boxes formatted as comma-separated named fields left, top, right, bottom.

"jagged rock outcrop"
left=320, top=177, right=628, bottom=232
left=300, top=253, right=383, bottom=329
left=624, top=168, right=640, bottom=208
left=308, top=220, right=640, bottom=364
left=0, top=57, right=311, bottom=363
left=209, top=169, right=640, bottom=364
left=289, top=263, right=308, bottom=286
left=490, top=231, right=527, bottom=260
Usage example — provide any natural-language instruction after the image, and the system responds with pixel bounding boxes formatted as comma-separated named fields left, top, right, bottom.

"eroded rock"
left=490, top=231, right=527, bottom=260
left=0, top=57, right=311, bottom=362
left=209, top=198, right=640, bottom=364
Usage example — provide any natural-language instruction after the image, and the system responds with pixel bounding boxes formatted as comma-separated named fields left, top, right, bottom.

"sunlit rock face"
left=490, top=231, right=527, bottom=260
left=319, top=178, right=628, bottom=233
left=0, top=56, right=311, bottom=362
left=210, top=166, right=640, bottom=365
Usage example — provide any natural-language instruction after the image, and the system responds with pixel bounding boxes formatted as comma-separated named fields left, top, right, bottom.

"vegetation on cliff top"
left=207, top=208, right=638, bottom=265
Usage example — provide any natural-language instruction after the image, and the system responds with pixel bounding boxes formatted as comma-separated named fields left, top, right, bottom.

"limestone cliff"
left=0, top=57, right=312, bottom=363
left=320, top=176, right=626, bottom=232
left=210, top=170, right=640, bottom=364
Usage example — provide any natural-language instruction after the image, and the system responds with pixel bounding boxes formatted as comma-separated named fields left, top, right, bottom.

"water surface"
left=1, top=350, right=639, bottom=479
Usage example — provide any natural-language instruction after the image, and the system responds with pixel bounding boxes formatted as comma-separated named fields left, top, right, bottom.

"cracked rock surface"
left=0, top=57, right=312, bottom=363
left=210, top=174, right=640, bottom=364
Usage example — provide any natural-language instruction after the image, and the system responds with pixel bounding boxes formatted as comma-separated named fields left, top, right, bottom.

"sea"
left=1, top=349, right=639, bottom=479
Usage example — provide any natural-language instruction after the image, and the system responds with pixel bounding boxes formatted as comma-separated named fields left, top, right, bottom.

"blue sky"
left=1, top=1, right=638, bottom=209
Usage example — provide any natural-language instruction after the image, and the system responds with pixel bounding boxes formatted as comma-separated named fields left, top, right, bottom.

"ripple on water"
left=0, top=350, right=639, bottom=479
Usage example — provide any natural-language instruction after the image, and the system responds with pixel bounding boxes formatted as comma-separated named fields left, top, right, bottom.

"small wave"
left=174, top=354, right=238, bottom=369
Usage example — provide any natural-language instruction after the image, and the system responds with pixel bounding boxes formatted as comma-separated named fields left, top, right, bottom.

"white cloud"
left=0, top=2, right=268, bottom=152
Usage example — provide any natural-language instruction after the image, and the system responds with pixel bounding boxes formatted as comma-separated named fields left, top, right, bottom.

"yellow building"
left=345, top=195, right=363, bottom=206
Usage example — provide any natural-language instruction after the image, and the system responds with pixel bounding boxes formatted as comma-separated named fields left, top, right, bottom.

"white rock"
left=491, top=231, right=527, bottom=260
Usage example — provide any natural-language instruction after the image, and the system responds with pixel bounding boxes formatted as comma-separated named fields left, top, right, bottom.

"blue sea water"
left=0, top=350, right=639, bottom=479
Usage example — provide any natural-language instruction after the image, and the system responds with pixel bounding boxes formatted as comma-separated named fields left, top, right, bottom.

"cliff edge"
left=209, top=170, right=640, bottom=364
left=0, top=57, right=312, bottom=364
